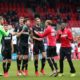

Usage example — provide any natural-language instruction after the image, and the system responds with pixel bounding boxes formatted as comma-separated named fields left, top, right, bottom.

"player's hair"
left=45, top=20, right=52, bottom=25
left=61, top=22, right=66, bottom=26
left=35, top=17, right=41, bottom=21
left=34, top=14, right=40, bottom=19
left=23, top=18, right=30, bottom=23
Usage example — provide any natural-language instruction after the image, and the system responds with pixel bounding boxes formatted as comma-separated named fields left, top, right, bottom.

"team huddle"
left=0, top=16, right=76, bottom=77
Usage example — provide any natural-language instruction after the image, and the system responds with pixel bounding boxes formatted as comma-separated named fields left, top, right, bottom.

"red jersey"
left=37, top=25, right=56, bottom=46
left=57, top=28, right=73, bottom=47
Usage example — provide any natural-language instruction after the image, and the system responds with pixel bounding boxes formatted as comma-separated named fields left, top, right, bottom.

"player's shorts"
left=60, top=47, right=72, bottom=60
left=2, top=48, right=11, bottom=60
left=47, top=46, right=57, bottom=57
left=18, top=43, right=28, bottom=55
left=33, top=42, right=45, bottom=55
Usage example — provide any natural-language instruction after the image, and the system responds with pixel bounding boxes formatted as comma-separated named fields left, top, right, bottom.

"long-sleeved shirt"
left=0, top=25, right=9, bottom=44
left=56, top=28, right=73, bottom=47
left=37, top=25, right=56, bottom=46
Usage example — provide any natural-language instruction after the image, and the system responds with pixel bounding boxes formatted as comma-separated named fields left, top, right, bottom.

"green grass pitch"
left=0, top=60, right=80, bottom=80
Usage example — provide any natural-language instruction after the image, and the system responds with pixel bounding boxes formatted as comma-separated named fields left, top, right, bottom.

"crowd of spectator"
left=0, top=0, right=80, bottom=27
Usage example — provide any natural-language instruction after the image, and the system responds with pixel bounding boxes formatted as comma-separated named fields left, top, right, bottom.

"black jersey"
left=2, top=33, right=12, bottom=49
left=18, top=25, right=29, bottom=45
left=32, top=25, right=44, bottom=43
left=14, top=24, right=23, bottom=43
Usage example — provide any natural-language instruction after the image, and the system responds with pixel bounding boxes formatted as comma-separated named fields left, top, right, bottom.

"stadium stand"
left=0, top=0, right=80, bottom=27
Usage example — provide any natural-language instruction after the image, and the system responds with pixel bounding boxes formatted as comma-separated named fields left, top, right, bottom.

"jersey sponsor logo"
left=4, top=37, right=11, bottom=40
left=61, top=34, right=67, bottom=37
